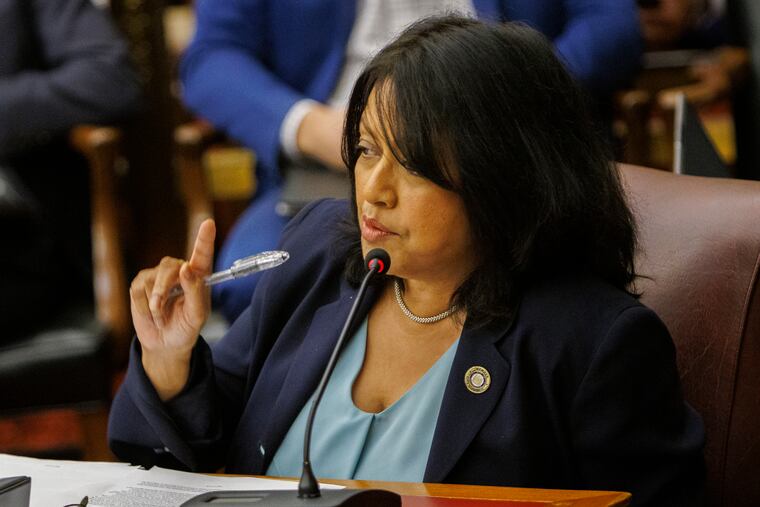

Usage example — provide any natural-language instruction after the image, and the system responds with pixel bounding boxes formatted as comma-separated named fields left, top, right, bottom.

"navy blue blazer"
left=109, top=200, right=704, bottom=506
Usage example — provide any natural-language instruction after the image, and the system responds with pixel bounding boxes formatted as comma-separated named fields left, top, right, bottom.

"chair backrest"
left=620, top=164, right=760, bottom=507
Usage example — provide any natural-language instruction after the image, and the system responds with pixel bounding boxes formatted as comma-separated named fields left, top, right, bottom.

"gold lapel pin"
left=464, top=366, right=491, bottom=394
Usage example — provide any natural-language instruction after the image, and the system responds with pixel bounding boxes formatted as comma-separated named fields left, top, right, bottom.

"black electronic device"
left=182, top=249, right=400, bottom=507
left=180, top=488, right=400, bottom=506
left=276, top=162, right=350, bottom=218
left=0, top=476, right=31, bottom=507
left=673, top=92, right=731, bottom=178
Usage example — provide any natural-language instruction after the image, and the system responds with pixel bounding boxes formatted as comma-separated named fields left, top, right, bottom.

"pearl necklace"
left=393, top=279, right=457, bottom=324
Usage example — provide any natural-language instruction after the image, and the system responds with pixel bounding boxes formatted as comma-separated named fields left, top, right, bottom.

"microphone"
left=182, top=249, right=401, bottom=507
left=297, top=248, right=397, bottom=505
left=365, top=248, right=390, bottom=276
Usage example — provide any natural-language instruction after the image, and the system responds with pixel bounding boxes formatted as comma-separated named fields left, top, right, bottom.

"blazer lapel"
left=258, top=279, right=380, bottom=469
left=424, top=317, right=514, bottom=482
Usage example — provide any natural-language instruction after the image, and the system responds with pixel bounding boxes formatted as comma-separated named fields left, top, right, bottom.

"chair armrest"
left=70, top=125, right=131, bottom=366
left=615, top=48, right=748, bottom=169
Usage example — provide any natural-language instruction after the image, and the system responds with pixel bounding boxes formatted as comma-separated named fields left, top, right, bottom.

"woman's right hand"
left=129, top=219, right=216, bottom=400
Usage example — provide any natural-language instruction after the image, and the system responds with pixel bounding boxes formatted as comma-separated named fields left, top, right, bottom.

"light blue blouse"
left=266, top=317, right=460, bottom=482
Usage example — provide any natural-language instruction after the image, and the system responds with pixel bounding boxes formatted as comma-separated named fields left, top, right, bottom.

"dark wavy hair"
left=338, top=16, right=638, bottom=327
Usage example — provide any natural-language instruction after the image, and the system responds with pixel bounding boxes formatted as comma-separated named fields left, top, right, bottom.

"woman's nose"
left=362, top=157, right=397, bottom=207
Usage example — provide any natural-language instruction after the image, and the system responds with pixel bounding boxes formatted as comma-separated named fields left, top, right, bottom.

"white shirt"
left=279, top=0, right=476, bottom=160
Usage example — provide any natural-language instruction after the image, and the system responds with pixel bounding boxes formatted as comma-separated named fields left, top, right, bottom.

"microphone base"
left=181, top=488, right=401, bottom=506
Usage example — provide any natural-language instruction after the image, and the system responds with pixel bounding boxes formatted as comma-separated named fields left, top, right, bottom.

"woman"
left=109, top=16, right=704, bottom=505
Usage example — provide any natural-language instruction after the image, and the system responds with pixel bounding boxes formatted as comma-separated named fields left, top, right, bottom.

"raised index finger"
left=188, top=218, right=216, bottom=276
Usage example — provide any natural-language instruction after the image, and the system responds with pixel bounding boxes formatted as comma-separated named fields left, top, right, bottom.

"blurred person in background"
left=181, top=0, right=644, bottom=324
left=640, top=0, right=727, bottom=50
left=638, top=0, right=748, bottom=110
left=0, top=0, right=141, bottom=340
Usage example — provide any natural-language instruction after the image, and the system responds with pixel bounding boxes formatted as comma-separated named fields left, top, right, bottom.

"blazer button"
left=464, top=366, right=491, bottom=394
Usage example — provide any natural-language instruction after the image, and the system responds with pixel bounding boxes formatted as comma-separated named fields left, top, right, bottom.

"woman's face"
left=639, top=0, right=697, bottom=49
left=354, top=95, right=477, bottom=284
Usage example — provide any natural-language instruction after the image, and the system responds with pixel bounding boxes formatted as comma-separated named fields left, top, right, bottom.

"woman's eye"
left=357, top=143, right=378, bottom=158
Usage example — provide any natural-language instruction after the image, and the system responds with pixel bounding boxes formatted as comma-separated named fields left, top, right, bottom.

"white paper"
left=0, top=453, right=341, bottom=507
left=0, top=453, right=137, bottom=506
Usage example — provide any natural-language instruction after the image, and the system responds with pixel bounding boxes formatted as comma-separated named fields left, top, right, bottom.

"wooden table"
left=315, top=479, right=631, bottom=507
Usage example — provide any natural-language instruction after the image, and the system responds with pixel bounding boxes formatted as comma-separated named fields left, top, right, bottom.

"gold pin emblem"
left=464, top=366, right=491, bottom=394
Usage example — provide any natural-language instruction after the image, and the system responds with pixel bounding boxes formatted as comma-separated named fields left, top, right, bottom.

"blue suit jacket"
left=180, top=0, right=642, bottom=192
left=0, top=0, right=140, bottom=159
left=109, top=200, right=703, bottom=506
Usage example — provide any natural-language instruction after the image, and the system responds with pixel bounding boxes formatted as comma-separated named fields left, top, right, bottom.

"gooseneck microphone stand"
left=182, top=249, right=400, bottom=506
left=298, top=248, right=395, bottom=503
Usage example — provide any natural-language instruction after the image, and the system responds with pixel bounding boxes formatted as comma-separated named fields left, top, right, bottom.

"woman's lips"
left=361, top=215, right=396, bottom=242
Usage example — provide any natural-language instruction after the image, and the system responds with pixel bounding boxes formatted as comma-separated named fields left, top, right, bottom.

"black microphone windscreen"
left=365, top=248, right=391, bottom=275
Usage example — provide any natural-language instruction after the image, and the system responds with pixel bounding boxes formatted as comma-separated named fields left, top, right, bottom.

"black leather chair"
left=0, top=126, right=131, bottom=461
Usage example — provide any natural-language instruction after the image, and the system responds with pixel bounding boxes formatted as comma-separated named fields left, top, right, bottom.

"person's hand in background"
left=658, top=46, right=749, bottom=109
left=296, top=104, right=347, bottom=171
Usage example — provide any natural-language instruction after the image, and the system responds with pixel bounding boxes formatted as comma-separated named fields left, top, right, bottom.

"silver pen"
left=168, top=250, right=290, bottom=299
